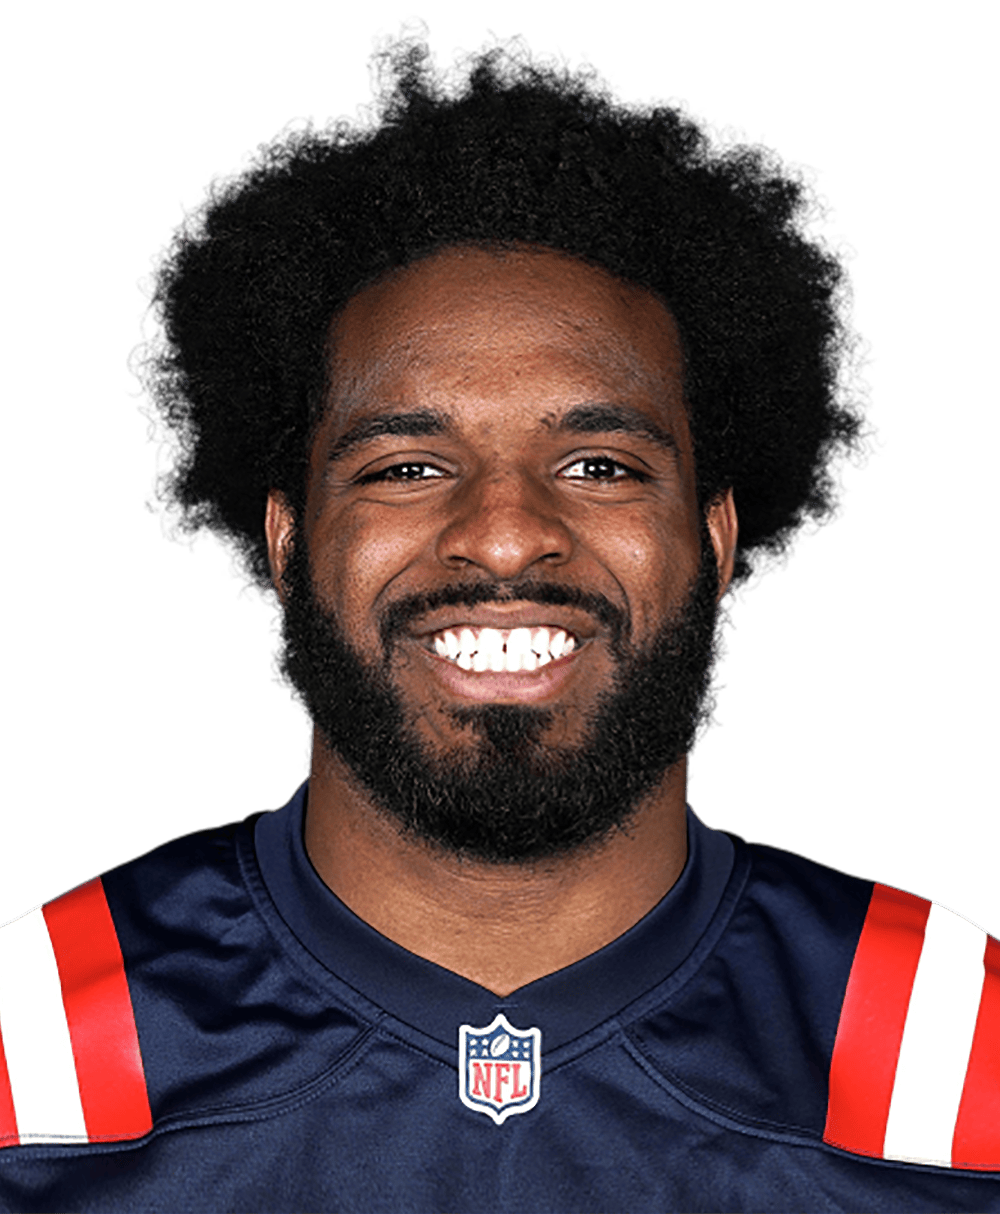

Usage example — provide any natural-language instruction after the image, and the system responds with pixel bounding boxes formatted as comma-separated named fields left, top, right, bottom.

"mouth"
left=401, top=601, right=603, bottom=703
left=428, top=625, right=577, bottom=673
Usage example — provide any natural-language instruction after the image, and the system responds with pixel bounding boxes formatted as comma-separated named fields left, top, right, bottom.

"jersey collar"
left=254, top=782, right=734, bottom=1051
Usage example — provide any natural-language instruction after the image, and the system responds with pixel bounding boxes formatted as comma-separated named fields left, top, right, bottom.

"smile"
left=430, top=626, right=578, bottom=673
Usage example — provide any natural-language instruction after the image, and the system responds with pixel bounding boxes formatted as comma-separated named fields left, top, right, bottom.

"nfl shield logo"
left=458, top=1013, right=541, bottom=1124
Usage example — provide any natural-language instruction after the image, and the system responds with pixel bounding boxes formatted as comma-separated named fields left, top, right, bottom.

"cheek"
left=306, top=504, right=429, bottom=628
left=598, top=515, right=702, bottom=639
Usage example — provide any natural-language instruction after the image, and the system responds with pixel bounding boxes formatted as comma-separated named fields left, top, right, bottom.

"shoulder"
left=0, top=873, right=151, bottom=1150
left=824, top=878, right=1000, bottom=1172
left=0, top=820, right=250, bottom=1150
left=630, top=839, right=1000, bottom=1173
left=0, top=816, right=367, bottom=1156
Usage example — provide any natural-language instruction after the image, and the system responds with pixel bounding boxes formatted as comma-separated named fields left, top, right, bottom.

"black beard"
left=280, top=535, right=720, bottom=864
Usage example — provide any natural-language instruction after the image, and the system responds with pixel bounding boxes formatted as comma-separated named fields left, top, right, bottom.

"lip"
left=400, top=599, right=607, bottom=703
left=420, top=639, right=584, bottom=703
left=408, top=602, right=600, bottom=644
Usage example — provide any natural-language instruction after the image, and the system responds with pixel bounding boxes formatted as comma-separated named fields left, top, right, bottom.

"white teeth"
left=505, top=628, right=532, bottom=673
left=531, top=628, right=551, bottom=657
left=508, top=627, right=532, bottom=655
left=431, top=624, right=578, bottom=671
left=480, top=628, right=505, bottom=672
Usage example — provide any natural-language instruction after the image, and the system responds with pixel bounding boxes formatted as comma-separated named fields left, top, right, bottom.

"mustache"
left=379, top=580, right=629, bottom=653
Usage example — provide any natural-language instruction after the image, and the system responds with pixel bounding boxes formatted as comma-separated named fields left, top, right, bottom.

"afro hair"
left=125, top=14, right=883, bottom=742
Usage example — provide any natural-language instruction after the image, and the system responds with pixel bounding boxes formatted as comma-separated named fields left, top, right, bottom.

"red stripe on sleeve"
left=0, top=1022, right=18, bottom=1147
left=823, top=883, right=930, bottom=1157
left=952, top=934, right=1000, bottom=1170
left=43, top=879, right=152, bottom=1142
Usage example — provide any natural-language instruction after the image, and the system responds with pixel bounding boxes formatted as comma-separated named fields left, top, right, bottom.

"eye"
left=560, top=456, right=648, bottom=482
left=357, top=461, right=447, bottom=484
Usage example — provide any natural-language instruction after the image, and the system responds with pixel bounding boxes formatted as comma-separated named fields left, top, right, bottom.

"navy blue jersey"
left=1, top=783, right=999, bottom=1212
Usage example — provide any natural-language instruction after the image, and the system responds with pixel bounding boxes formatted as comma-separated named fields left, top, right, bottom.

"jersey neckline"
left=254, top=783, right=734, bottom=1052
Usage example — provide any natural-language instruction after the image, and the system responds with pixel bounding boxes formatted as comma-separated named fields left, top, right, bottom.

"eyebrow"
left=556, top=403, right=680, bottom=456
left=326, top=409, right=451, bottom=463
left=325, top=401, right=680, bottom=465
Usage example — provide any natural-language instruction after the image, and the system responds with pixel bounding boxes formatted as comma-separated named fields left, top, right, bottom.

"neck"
left=303, top=736, right=689, bottom=996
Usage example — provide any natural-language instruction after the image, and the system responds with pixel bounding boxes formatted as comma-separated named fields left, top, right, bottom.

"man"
left=0, top=44, right=997, bottom=1212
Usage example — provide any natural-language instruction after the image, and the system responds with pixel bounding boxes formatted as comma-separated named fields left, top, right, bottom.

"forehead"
left=325, top=245, right=686, bottom=427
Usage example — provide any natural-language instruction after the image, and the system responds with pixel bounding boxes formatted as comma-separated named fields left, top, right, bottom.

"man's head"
left=150, top=44, right=860, bottom=859
left=266, top=245, right=732, bottom=861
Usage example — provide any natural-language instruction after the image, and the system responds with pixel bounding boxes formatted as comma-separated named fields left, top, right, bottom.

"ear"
left=265, top=490, right=297, bottom=602
left=705, top=489, right=738, bottom=599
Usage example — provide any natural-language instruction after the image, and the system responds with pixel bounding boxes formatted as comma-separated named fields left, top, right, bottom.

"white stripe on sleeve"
left=0, top=907, right=87, bottom=1143
left=883, top=901, right=986, bottom=1166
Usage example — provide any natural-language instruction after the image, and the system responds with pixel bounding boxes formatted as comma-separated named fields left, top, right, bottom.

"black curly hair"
left=152, top=42, right=860, bottom=587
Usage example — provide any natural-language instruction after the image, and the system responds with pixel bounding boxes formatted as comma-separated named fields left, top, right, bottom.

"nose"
left=435, top=467, right=573, bottom=579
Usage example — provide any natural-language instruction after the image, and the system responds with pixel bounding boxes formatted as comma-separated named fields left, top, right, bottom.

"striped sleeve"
left=0, top=878, right=152, bottom=1148
left=824, top=882, right=1000, bottom=1171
